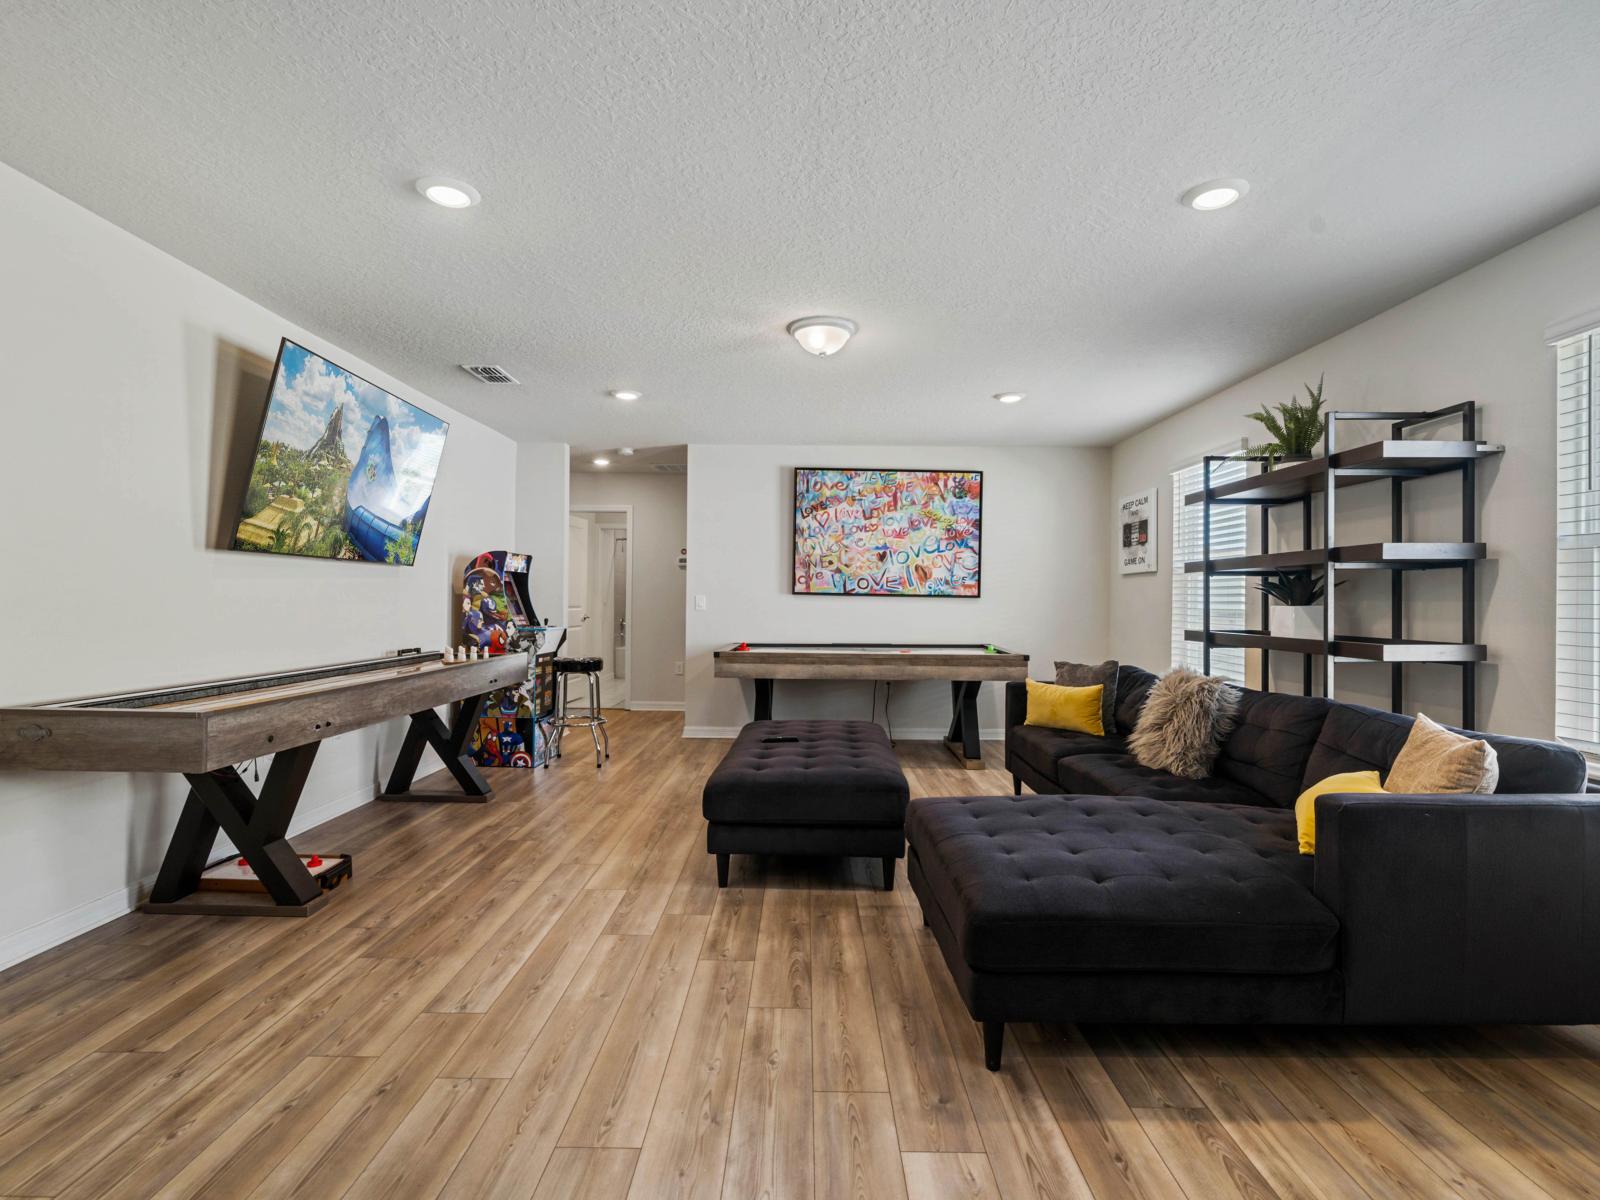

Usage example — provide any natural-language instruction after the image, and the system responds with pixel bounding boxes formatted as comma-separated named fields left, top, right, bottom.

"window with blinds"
left=1171, top=457, right=1248, bottom=683
left=1556, top=327, right=1600, bottom=752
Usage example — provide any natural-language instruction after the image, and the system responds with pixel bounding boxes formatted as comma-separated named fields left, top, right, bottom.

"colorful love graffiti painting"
left=792, top=467, right=983, bottom=597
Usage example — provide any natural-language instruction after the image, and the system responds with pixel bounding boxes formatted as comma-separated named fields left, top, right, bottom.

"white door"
left=567, top=513, right=591, bottom=656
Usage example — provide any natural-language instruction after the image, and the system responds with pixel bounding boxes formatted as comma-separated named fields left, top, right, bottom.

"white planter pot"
left=1269, top=604, right=1325, bottom=641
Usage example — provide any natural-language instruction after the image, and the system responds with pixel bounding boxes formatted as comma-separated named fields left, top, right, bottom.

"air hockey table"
left=712, top=642, right=1029, bottom=769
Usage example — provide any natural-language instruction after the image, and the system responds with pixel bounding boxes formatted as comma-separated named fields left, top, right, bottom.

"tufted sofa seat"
left=906, top=795, right=1335, bottom=976
left=928, top=663, right=1597, bottom=1071
left=703, top=720, right=910, bottom=889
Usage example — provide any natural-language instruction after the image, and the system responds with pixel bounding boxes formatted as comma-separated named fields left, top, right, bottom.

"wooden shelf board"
left=1184, top=629, right=1487, bottom=663
left=1184, top=440, right=1503, bottom=505
left=1183, top=542, right=1486, bottom=574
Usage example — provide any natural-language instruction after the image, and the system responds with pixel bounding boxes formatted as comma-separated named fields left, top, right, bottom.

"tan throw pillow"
left=1054, top=659, right=1118, bottom=735
left=1127, top=668, right=1241, bottom=779
left=1384, top=712, right=1499, bottom=794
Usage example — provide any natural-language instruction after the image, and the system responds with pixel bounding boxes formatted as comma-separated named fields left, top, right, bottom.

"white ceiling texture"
left=4, top=0, right=1600, bottom=451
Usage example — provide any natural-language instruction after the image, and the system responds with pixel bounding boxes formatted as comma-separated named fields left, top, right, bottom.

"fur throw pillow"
left=1127, top=668, right=1241, bottom=779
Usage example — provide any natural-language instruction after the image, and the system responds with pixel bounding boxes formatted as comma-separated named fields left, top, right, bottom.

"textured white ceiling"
left=4, top=1, right=1599, bottom=449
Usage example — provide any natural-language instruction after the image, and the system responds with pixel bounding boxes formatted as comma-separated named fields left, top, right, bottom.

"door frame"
left=568, top=503, right=634, bottom=710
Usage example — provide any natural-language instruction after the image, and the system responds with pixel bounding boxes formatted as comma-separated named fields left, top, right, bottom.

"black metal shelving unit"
left=1182, top=402, right=1502, bottom=727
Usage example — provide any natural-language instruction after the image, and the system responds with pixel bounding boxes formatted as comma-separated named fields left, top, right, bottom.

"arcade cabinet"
left=461, top=551, right=559, bottom=768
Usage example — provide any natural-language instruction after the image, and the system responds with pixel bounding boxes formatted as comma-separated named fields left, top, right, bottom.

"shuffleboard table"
left=712, top=642, right=1028, bottom=769
left=0, top=650, right=527, bottom=916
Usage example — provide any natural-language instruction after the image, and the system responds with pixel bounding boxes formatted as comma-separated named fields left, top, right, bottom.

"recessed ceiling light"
left=609, top=389, right=642, bottom=401
left=592, top=456, right=611, bottom=467
left=787, top=316, right=857, bottom=357
left=415, top=177, right=481, bottom=208
left=619, top=447, right=635, bottom=456
left=994, top=392, right=1026, bottom=405
left=1180, top=178, right=1248, bottom=211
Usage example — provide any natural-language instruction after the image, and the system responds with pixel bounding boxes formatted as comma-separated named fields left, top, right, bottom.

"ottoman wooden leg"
left=984, top=1020, right=1005, bottom=1071
left=716, top=853, right=730, bottom=888
left=880, top=856, right=896, bottom=891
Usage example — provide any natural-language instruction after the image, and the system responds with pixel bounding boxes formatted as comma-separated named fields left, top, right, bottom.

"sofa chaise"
left=906, top=667, right=1599, bottom=1070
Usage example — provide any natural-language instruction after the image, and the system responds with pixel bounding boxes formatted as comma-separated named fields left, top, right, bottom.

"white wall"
left=514, top=441, right=570, bottom=624
left=0, top=161, right=519, bottom=966
left=685, top=445, right=1111, bottom=735
left=1110, top=202, right=1600, bottom=739
left=571, top=470, right=688, bottom=708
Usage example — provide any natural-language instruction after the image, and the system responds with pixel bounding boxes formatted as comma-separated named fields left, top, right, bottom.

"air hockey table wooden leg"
left=382, top=692, right=492, bottom=801
left=944, top=679, right=985, bottom=770
left=753, top=678, right=775, bottom=722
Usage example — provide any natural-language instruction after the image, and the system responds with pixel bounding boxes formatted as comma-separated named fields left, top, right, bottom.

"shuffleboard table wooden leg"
left=382, top=693, right=492, bottom=801
left=753, top=678, right=775, bottom=722
left=147, top=743, right=327, bottom=915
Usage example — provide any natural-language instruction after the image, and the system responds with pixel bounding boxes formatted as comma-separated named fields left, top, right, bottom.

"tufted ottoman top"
left=703, top=720, right=909, bottom=827
left=907, top=794, right=1337, bottom=976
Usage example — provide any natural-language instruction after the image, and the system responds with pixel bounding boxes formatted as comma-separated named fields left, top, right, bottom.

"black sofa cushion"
left=1009, top=725, right=1127, bottom=780
left=1056, top=754, right=1270, bottom=807
left=702, top=720, right=908, bottom=827
left=1302, top=703, right=1586, bottom=795
left=905, top=794, right=1338, bottom=976
left=1113, top=665, right=1159, bottom=734
left=1213, top=691, right=1334, bottom=807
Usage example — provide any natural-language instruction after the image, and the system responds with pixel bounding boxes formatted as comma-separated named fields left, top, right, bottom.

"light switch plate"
left=694, top=594, right=707, bottom=611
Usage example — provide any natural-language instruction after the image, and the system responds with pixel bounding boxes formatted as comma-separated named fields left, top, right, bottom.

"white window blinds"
left=1171, top=457, right=1248, bottom=683
left=1556, top=327, right=1600, bottom=751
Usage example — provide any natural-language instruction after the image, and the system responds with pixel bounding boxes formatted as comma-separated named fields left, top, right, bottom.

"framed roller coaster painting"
left=231, top=339, right=449, bottom=565
left=792, top=467, right=982, bottom=597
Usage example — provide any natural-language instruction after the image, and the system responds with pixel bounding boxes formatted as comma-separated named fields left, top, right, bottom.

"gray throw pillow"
left=1053, top=659, right=1118, bottom=737
left=1127, top=668, right=1241, bottom=779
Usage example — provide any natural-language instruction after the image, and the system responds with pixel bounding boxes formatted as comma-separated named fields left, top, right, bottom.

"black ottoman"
left=906, top=794, right=1341, bottom=1070
left=703, top=720, right=910, bottom=890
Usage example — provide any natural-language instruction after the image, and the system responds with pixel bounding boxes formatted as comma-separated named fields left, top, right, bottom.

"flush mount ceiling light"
left=609, top=389, right=642, bottom=401
left=1180, top=178, right=1248, bottom=211
left=787, top=316, right=857, bottom=357
left=619, top=447, right=635, bottom=456
left=415, top=177, right=481, bottom=208
left=592, top=456, right=611, bottom=467
left=994, top=392, right=1026, bottom=405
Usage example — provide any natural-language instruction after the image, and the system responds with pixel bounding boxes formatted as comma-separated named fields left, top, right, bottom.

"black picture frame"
left=791, top=466, right=983, bottom=598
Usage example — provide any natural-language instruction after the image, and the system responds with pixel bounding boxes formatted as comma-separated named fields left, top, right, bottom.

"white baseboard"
left=0, top=768, right=395, bottom=973
left=0, top=881, right=144, bottom=972
left=682, top=724, right=1004, bottom=741
left=627, top=700, right=686, bottom=712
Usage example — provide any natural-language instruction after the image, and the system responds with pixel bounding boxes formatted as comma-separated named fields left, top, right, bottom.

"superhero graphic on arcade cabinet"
left=462, top=551, right=554, bottom=768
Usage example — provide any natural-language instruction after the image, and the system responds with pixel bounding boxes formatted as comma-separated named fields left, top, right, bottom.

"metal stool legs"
left=552, top=662, right=609, bottom=768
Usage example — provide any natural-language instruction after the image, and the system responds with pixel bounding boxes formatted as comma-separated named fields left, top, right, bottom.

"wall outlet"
left=673, top=661, right=683, bottom=675
left=694, top=594, right=708, bottom=611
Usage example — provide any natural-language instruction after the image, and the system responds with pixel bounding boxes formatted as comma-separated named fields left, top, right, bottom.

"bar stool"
left=551, top=656, right=610, bottom=767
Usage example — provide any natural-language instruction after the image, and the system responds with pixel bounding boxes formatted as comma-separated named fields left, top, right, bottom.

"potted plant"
left=1257, top=569, right=1339, bottom=640
left=1239, top=375, right=1327, bottom=469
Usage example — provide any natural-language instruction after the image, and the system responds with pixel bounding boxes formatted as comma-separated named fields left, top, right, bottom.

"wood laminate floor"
left=3, top=710, right=1600, bottom=1198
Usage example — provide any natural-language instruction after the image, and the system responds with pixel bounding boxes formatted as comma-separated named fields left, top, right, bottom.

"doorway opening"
left=567, top=506, right=632, bottom=709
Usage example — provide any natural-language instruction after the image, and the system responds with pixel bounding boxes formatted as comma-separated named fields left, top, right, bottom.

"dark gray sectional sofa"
left=906, top=666, right=1600, bottom=1070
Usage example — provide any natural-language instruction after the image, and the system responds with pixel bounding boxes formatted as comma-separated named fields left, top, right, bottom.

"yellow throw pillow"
left=1025, top=680, right=1105, bottom=736
left=1383, top=712, right=1500, bottom=794
left=1294, top=770, right=1385, bottom=855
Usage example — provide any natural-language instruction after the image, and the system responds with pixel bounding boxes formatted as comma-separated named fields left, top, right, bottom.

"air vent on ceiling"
left=652, top=463, right=688, bottom=475
left=459, top=364, right=520, bottom=384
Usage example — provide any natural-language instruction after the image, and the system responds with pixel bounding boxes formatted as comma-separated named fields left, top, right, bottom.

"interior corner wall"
left=570, top=470, right=688, bottom=707
left=0, top=160, right=519, bottom=968
left=684, top=444, right=1112, bottom=736
left=1108, top=201, right=1600, bottom=739
left=513, top=441, right=570, bottom=624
